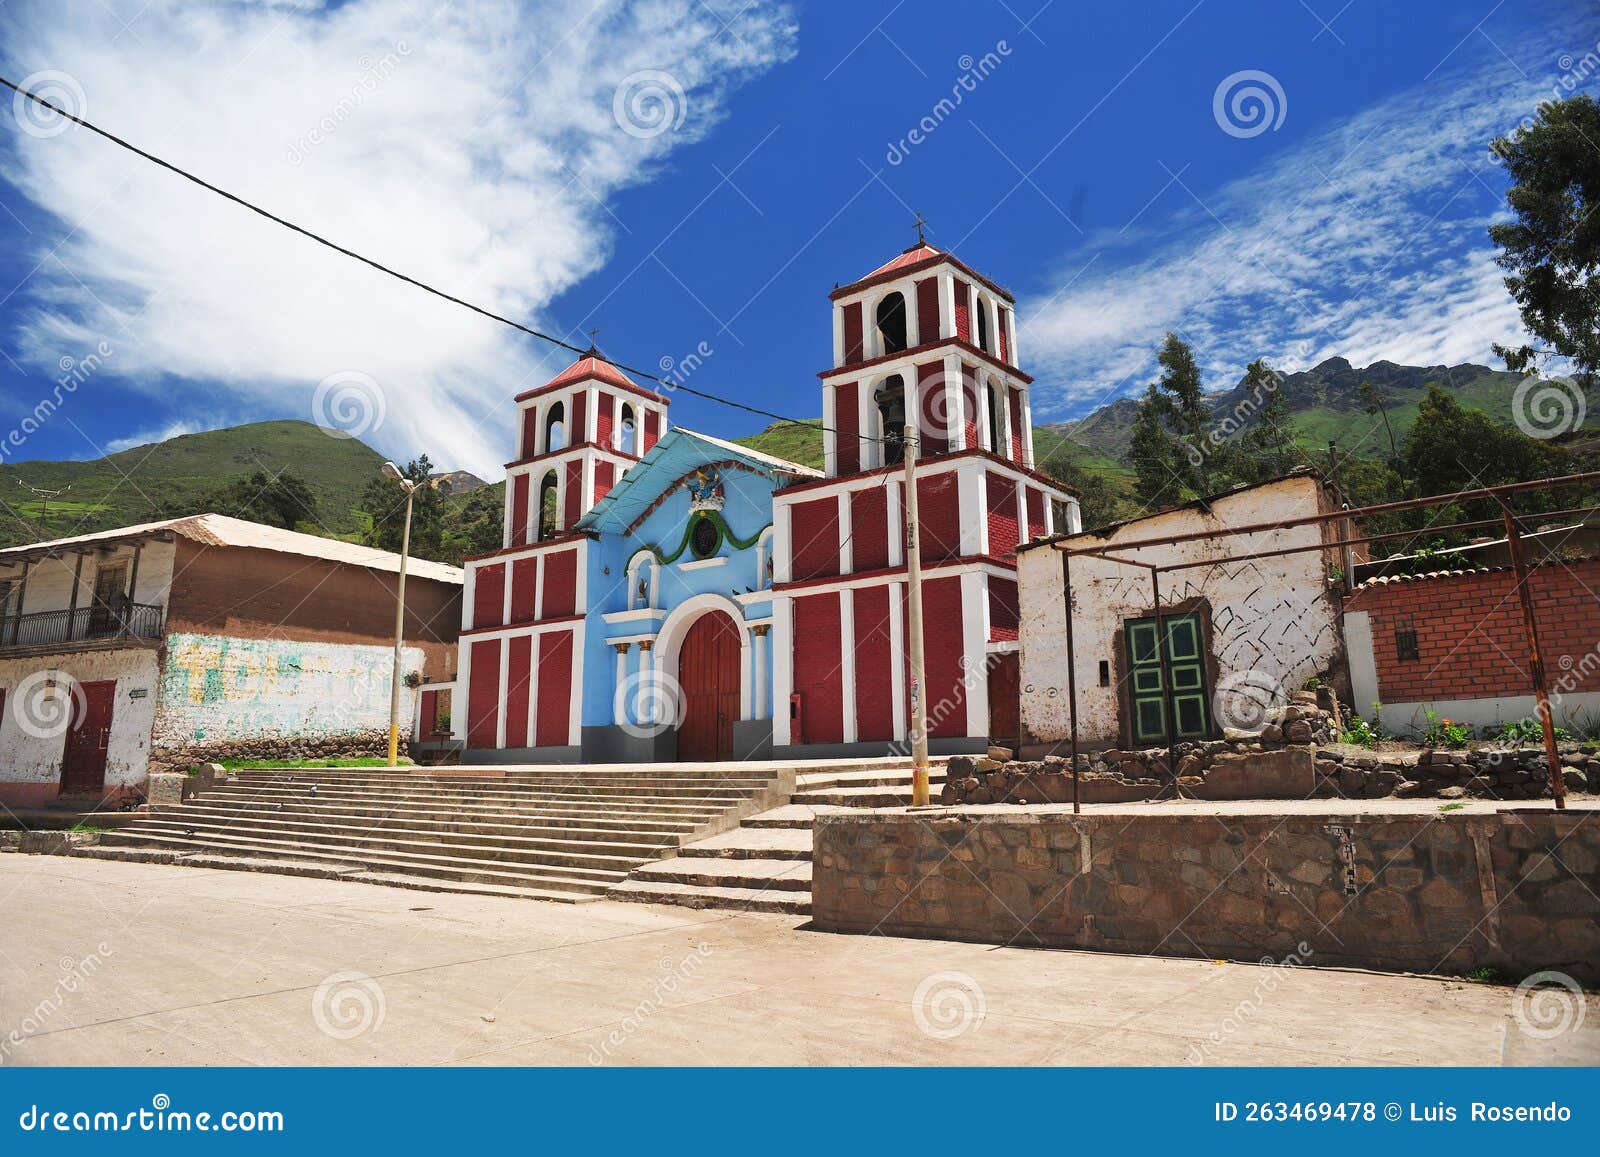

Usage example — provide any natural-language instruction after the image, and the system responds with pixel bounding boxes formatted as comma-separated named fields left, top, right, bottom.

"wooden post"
left=1061, top=548, right=1080, bottom=815
left=1496, top=497, right=1567, bottom=809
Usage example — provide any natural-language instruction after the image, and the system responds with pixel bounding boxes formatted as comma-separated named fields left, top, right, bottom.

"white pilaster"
left=771, top=596, right=794, bottom=745
left=943, top=352, right=963, bottom=450
left=961, top=570, right=989, bottom=739
left=822, top=383, right=838, bottom=477
left=959, top=464, right=985, bottom=558
left=838, top=491, right=853, bottom=574
left=832, top=302, right=844, bottom=366
left=840, top=587, right=857, bottom=744
left=773, top=501, right=793, bottom=584
left=463, top=566, right=478, bottom=631
left=1019, top=386, right=1035, bottom=468
left=1016, top=478, right=1029, bottom=546
left=495, top=639, right=510, bottom=750
left=613, top=643, right=630, bottom=725
left=887, top=481, right=904, bottom=567
left=939, top=274, right=957, bottom=339
left=754, top=627, right=770, bottom=720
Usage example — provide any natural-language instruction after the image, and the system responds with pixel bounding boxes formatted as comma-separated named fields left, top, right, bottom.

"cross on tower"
left=913, top=211, right=928, bottom=244
left=587, top=327, right=601, bottom=351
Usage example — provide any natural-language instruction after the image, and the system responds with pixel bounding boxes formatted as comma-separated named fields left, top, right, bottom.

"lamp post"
left=381, top=461, right=417, bottom=768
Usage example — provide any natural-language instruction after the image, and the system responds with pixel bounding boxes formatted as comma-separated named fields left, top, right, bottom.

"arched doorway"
left=676, top=611, right=741, bottom=762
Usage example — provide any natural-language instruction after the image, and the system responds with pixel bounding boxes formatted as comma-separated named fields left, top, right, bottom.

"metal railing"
left=0, top=602, right=165, bottom=654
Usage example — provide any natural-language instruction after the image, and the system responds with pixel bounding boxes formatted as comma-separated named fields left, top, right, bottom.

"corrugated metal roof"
left=0, top=513, right=463, bottom=584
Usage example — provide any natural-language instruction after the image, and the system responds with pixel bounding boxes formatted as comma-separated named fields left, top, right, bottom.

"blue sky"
left=1, top=0, right=1596, bottom=477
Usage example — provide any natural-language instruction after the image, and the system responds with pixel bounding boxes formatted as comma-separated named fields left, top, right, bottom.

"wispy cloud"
left=1022, top=17, right=1599, bottom=420
left=1, top=0, right=797, bottom=475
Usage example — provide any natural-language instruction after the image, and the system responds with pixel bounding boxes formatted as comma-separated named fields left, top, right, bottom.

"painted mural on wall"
left=155, top=633, right=424, bottom=743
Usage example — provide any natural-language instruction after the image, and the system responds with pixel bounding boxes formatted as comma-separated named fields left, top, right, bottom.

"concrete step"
left=741, top=804, right=830, bottom=829
left=176, top=794, right=720, bottom=830
left=74, top=846, right=597, bottom=903
left=624, top=855, right=812, bottom=893
left=793, top=766, right=940, bottom=791
left=210, top=781, right=766, bottom=806
left=170, top=802, right=689, bottom=845
left=790, top=785, right=924, bottom=807
left=675, top=827, right=812, bottom=861
left=96, top=829, right=629, bottom=894
left=202, top=785, right=748, bottom=819
left=606, top=878, right=811, bottom=915
left=117, top=818, right=663, bottom=873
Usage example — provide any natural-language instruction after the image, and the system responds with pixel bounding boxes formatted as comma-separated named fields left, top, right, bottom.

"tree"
left=207, top=470, right=318, bottom=530
left=1489, top=94, right=1600, bottom=386
left=1129, top=333, right=1236, bottom=507
left=1037, top=443, right=1130, bottom=532
left=1129, top=382, right=1183, bottom=508
left=359, top=455, right=446, bottom=560
left=1401, top=385, right=1569, bottom=522
left=1356, top=378, right=1399, bottom=466
left=1239, top=359, right=1300, bottom=482
left=441, top=483, right=507, bottom=560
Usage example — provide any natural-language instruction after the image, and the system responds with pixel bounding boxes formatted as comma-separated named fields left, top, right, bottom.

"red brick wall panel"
left=853, top=584, right=894, bottom=741
left=509, top=557, right=537, bottom=623
left=850, top=485, right=890, bottom=571
left=916, top=277, right=941, bottom=344
left=563, top=458, right=582, bottom=527
left=961, top=363, right=979, bottom=450
left=594, top=460, right=615, bottom=506
left=1008, top=386, right=1024, bottom=461
left=535, top=630, right=574, bottom=746
left=1025, top=487, right=1047, bottom=541
left=917, top=361, right=948, bottom=455
left=954, top=280, right=971, bottom=342
left=472, top=562, right=505, bottom=629
left=541, top=549, right=577, bottom=618
left=986, top=473, right=1019, bottom=558
left=466, top=638, right=501, bottom=749
left=989, top=576, right=1019, bottom=642
left=643, top=410, right=661, bottom=453
left=916, top=472, right=961, bottom=562
left=842, top=302, right=864, bottom=363
left=1344, top=561, right=1600, bottom=705
left=793, top=593, right=844, bottom=744
left=998, top=306, right=1011, bottom=363
left=922, top=576, right=967, bottom=739
left=509, top=474, right=529, bottom=548
left=521, top=408, right=538, bottom=458
left=835, top=381, right=860, bottom=474
left=595, top=391, right=614, bottom=450
left=790, top=497, right=841, bottom=581
left=504, top=634, right=532, bottom=748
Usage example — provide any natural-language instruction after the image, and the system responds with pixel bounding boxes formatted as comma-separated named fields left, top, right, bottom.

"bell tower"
left=500, top=350, right=670, bottom=547
left=819, top=233, right=1033, bottom=479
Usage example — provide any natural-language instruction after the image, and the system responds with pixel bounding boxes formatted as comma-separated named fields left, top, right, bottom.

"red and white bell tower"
left=769, top=240, right=1080, bottom=755
left=501, top=351, right=670, bottom=548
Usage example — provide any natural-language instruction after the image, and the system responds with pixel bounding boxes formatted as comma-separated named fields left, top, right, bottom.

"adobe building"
left=456, top=239, right=1081, bottom=763
left=0, top=513, right=462, bottom=808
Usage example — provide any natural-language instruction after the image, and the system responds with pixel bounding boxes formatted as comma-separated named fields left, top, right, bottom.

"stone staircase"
left=78, top=765, right=792, bottom=903
left=608, top=759, right=947, bottom=915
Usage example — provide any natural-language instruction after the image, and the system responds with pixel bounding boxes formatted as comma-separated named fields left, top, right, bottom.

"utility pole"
left=16, top=479, right=70, bottom=532
left=381, top=462, right=417, bottom=768
left=903, top=424, right=930, bottom=806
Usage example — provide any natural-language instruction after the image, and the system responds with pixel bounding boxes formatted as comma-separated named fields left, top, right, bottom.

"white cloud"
left=101, top=419, right=212, bottom=455
left=1021, top=22, right=1595, bottom=420
left=1, top=0, right=796, bottom=474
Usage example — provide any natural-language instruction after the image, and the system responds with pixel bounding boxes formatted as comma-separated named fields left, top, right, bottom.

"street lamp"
left=380, top=461, right=417, bottom=768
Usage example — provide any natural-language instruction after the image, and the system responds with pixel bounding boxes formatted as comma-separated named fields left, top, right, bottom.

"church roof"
left=830, top=242, right=1015, bottom=304
left=514, top=350, right=667, bottom=404
left=575, top=427, right=819, bottom=535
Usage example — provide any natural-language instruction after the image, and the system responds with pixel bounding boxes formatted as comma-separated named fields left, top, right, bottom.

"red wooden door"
left=676, top=612, right=740, bottom=762
left=60, top=680, right=116, bottom=794
left=987, top=651, right=1020, bottom=745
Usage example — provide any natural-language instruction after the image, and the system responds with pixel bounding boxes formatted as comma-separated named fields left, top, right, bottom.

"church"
left=455, top=240, right=1081, bottom=763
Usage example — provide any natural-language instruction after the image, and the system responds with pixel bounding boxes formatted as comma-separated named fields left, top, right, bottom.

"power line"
left=0, top=74, right=829, bottom=436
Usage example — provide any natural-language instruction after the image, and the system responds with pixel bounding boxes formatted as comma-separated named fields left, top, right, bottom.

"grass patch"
left=66, top=823, right=114, bottom=834
left=1464, top=966, right=1506, bottom=985
left=218, top=757, right=413, bottom=770
left=1439, top=801, right=1467, bottom=812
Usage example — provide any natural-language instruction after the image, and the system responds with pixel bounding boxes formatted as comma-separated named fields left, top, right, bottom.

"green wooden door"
left=1124, top=613, right=1210, bottom=745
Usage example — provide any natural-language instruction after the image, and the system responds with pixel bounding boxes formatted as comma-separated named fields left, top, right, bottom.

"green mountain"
left=0, top=420, right=389, bottom=548
left=1037, top=357, right=1571, bottom=467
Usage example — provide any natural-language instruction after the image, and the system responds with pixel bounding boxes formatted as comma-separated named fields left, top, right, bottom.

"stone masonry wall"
left=813, top=810, right=1600, bottom=983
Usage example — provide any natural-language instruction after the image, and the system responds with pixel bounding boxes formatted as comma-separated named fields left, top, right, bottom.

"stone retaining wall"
left=813, top=809, right=1600, bottom=983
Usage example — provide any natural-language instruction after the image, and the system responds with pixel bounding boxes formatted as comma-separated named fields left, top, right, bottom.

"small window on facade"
left=619, top=403, right=637, bottom=454
left=976, top=299, right=990, bottom=353
left=537, top=472, right=560, bottom=540
left=1395, top=628, right=1420, bottom=661
left=1098, top=660, right=1111, bottom=687
left=689, top=515, right=721, bottom=560
left=544, top=402, right=566, bottom=453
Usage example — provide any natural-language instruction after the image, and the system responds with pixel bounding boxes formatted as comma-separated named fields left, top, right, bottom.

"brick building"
left=0, top=514, right=462, bottom=808
left=1344, top=558, right=1600, bottom=736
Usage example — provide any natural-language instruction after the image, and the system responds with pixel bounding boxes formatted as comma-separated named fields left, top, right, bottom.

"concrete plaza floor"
left=2, top=856, right=1595, bottom=1066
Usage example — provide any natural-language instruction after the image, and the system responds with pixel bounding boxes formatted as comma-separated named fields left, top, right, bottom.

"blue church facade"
left=456, top=241, right=1080, bottom=764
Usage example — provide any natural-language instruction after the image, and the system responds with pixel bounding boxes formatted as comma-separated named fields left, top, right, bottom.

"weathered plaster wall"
left=1018, top=475, right=1342, bottom=745
left=150, top=633, right=424, bottom=765
left=0, top=648, right=161, bottom=804
left=814, top=808, right=1600, bottom=982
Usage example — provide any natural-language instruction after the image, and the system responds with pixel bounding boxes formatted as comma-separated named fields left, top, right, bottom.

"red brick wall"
left=643, top=410, right=661, bottom=453
left=997, top=306, right=1010, bottom=363
left=541, top=549, right=577, bottom=618
left=509, top=474, right=529, bottom=548
left=916, top=277, right=941, bottom=344
left=853, top=584, right=895, bottom=741
left=505, top=634, right=532, bottom=748
left=835, top=381, right=860, bottom=474
left=842, top=302, right=864, bottom=364
left=595, top=391, right=614, bottom=449
left=536, top=630, right=574, bottom=746
left=793, top=592, right=844, bottom=743
left=509, top=557, right=537, bottom=623
left=850, top=485, right=890, bottom=571
left=790, top=497, right=841, bottom=580
left=921, top=575, right=968, bottom=738
left=466, top=638, right=501, bottom=749
left=472, top=562, right=505, bottom=629
left=520, top=408, right=538, bottom=458
left=1344, top=560, right=1600, bottom=703
left=988, top=576, right=1019, bottom=642
left=986, top=473, right=1019, bottom=558
left=917, top=361, right=948, bottom=455
left=916, top=472, right=961, bottom=562
left=954, top=280, right=971, bottom=342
